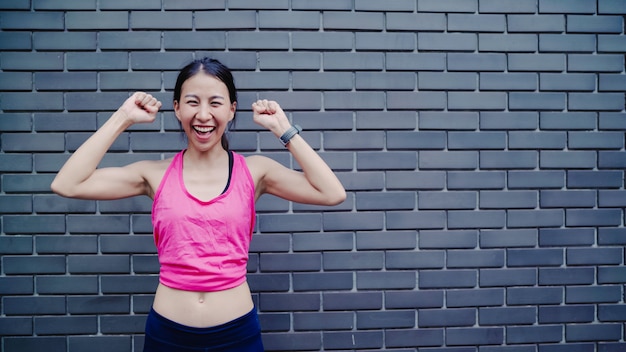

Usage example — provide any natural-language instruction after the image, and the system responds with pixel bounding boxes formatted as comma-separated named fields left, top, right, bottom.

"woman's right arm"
left=51, top=92, right=162, bottom=200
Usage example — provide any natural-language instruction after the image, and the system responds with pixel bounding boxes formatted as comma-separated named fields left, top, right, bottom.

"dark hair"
left=173, top=57, right=237, bottom=150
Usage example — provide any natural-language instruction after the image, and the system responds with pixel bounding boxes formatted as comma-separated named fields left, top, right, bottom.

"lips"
left=192, top=126, right=215, bottom=134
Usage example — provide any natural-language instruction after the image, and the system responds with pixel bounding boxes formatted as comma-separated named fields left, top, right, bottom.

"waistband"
left=146, top=307, right=261, bottom=349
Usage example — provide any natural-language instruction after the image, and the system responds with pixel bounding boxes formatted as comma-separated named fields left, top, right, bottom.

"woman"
left=51, top=57, right=346, bottom=351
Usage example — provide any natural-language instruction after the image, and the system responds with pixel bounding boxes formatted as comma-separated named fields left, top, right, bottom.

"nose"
left=196, top=103, right=212, bottom=121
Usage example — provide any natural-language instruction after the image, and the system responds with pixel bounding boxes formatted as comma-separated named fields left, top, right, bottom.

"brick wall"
left=1, top=0, right=625, bottom=351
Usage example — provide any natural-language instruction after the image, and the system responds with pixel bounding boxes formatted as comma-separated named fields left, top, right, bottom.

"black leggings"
left=143, top=307, right=264, bottom=352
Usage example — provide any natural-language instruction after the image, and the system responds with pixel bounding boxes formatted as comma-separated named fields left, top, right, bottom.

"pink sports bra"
left=152, top=150, right=256, bottom=292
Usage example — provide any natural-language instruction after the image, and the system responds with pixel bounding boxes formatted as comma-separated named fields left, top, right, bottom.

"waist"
left=153, top=281, right=254, bottom=328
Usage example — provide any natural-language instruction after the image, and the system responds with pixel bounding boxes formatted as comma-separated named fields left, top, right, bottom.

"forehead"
left=181, top=72, right=229, bottom=95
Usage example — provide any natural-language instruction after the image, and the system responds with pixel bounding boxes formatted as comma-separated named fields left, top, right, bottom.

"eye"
left=211, top=101, right=223, bottom=107
left=186, top=99, right=198, bottom=106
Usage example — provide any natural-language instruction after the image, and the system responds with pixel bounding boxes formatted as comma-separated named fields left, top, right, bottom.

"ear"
left=229, top=101, right=237, bottom=122
left=173, top=100, right=182, bottom=122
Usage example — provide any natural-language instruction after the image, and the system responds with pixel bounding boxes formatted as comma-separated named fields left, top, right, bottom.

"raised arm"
left=51, top=92, right=162, bottom=200
left=249, top=100, right=346, bottom=206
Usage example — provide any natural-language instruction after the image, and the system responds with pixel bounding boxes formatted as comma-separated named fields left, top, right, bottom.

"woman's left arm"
left=250, top=100, right=346, bottom=206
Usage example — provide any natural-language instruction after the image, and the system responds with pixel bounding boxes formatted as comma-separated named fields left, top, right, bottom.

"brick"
left=448, top=171, right=506, bottom=190
left=480, top=34, right=537, bottom=52
left=598, top=266, right=626, bottom=284
left=324, top=11, right=383, bottom=31
left=262, top=332, right=321, bottom=351
left=480, top=72, right=537, bottom=91
left=386, top=250, right=445, bottom=269
left=131, top=11, right=192, bottom=29
left=323, top=52, right=383, bottom=70
left=387, top=170, right=445, bottom=190
left=4, top=337, right=66, bottom=352
left=357, top=310, right=415, bottom=329
left=480, top=229, right=537, bottom=248
left=33, top=31, right=97, bottom=51
left=386, top=13, right=445, bottom=31
left=539, top=0, right=597, bottom=14
left=2, top=11, right=63, bottom=30
left=418, top=269, right=477, bottom=289
left=357, top=71, right=416, bottom=90
left=540, top=190, right=596, bottom=208
left=323, top=292, right=382, bottom=310
left=449, top=14, right=505, bottom=32
left=260, top=293, right=320, bottom=311
left=4, top=296, right=66, bottom=315
left=386, top=290, right=443, bottom=309
left=100, top=31, right=162, bottom=50
left=419, top=112, right=478, bottom=130
left=388, top=91, right=447, bottom=110
left=292, top=32, right=352, bottom=51
left=66, top=11, right=128, bottom=30
left=539, top=267, right=595, bottom=285
left=420, top=151, right=478, bottom=170
left=566, top=324, right=622, bottom=342
left=598, top=34, right=626, bottom=53
left=0, top=113, right=32, bottom=132
left=599, top=228, right=626, bottom=245
left=507, top=287, right=564, bottom=305
left=0, top=0, right=29, bottom=9
left=448, top=249, right=505, bottom=268
left=540, top=112, right=596, bottom=130
left=509, top=92, right=566, bottom=111
left=540, top=73, right=596, bottom=91
left=293, top=272, right=353, bottom=291
left=568, top=15, right=623, bottom=33
left=479, top=306, right=536, bottom=326
left=508, top=15, right=565, bottom=32
left=356, top=191, right=415, bottom=210
left=509, top=131, right=566, bottom=149
left=447, top=288, right=504, bottom=307
left=357, top=231, right=416, bottom=250
left=419, top=308, right=475, bottom=327
left=0, top=316, right=32, bottom=336
left=386, top=52, right=446, bottom=71
left=566, top=209, right=622, bottom=226
left=260, top=253, right=321, bottom=272
left=67, top=255, right=130, bottom=274
left=479, top=0, right=537, bottom=13
left=449, top=131, right=506, bottom=149
left=479, top=191, right=539, bottom=209
left=36, top=275, right=98, bottom=294
left=508, top=53, right=566, bottom=72
left=418, top=0, right=477, bottom=13
left=68, top=336, right=132, bottom=352
left=531, top=225, right=580, bottom=246
left=0, top=276, right=34, bottom=295
left=357, top=271, right=416, bottom=289
left=387, top=210, right=446, bottom=230
left=600, top=74, right=626, bottom=92
left=293, top=72, right=352, bottom=90
left=323, top=331, right=382, bottom=350
left=292, top=0, right=352, bottom=10
left=3, top=215, right=65, bottom=234
left=419, top=230, right=478, bottom=249
left=99, top=0, right=161, bottom=10
left=293, top=312, right=353, bottom=331
left=356, top=0, right=415, bottom=12
left=248, top=273, right=290, bottom=292
left=480, top=151, right=537, bottom=169
left=101, top=275, right=158, bottom=293
left=162, top=0, right=225, bottom=10
left=292, top=232, right=353, bottom=251
left=0, top=32, right=31, bottom=50
left=67, top=295, right=130, bottom=314
left=540, top=34, right=596, bottom=52
left=481, top=267, right=534, bottom=288
left=447, top=327, right=504, bottom=345
left=67, top=52, right=129, bottom=71
left=418, top=191, right=476, bottom=210
left=507, top=325, right=563, bottom=344
left=356, top=111, right=415, bottom=130
left=599, top=304, right=626, bottom=322
left=508, top=209, right=564, bottom=228
left=599, top=190, right=626, bottom=207
left=100, top=315, right=147, bottom=334
left=567, top=54, right=624, bottom=73
left=567, top=170, right=623, bottom=188
left=508, top=248, right=563, bottom=267
left=35, top=316, right=97, bottom=335
left=100, top=72, right=162, bottom=90
left=386, top=328, right=444, bottom=348
left=569, top=93, right=624, bottom=111
left=325, top=91, right=386, bottom=110
left=418, top=33, right=477, bottom=51
left=568, top=247, right=623, bottom=265
left=419, top=72, right=476, bottom=90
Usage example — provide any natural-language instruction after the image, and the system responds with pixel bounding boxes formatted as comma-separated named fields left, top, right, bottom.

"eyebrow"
left=184, top=94, right=225, bottom=100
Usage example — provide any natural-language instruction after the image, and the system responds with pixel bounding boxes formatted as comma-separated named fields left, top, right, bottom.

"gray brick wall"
left=1, top=0, right=625, bottom=351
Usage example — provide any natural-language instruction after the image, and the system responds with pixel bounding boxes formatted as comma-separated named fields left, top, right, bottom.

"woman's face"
left=174, top=72, right=236, bottom=151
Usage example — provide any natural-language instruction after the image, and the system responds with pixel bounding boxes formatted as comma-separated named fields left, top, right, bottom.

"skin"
left=51, top=73, right=346, bottom=327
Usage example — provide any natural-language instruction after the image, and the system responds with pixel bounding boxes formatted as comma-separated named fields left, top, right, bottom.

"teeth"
left=193, top=126, right=215, bottom=133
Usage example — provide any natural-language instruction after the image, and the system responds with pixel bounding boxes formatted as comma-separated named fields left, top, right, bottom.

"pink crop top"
left=152, top=150, right=256, bottom=292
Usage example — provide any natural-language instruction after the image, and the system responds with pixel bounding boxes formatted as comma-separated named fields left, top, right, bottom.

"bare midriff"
left=152, top=281, right=254, bottom=328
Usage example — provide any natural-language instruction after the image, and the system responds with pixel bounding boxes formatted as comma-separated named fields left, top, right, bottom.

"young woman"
left=51, top=57, right=346, bottom=351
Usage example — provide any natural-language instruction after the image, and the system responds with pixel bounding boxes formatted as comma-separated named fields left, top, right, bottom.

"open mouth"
left=192, top=126, right=215, bottom=135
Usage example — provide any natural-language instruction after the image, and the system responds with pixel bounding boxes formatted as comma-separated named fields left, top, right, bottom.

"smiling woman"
left=50, top=56, right=346, bottom=352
